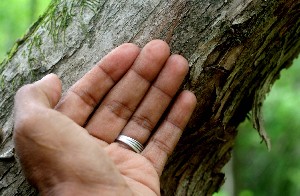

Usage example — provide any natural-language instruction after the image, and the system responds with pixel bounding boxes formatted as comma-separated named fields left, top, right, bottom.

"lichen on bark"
left=0, top=0, right=300, bottom=195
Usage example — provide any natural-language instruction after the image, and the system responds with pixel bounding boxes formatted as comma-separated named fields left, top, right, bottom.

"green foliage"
left=0, top=0, right=51, bottom=62
left=215, top=57, right=300, bottom=196
left=234, top=56, right=300, bottom=196
left=1, top=1, right=300, bottom=195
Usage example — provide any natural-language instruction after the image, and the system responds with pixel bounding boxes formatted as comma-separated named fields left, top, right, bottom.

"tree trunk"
left=0, top=0, right=299, bottom=195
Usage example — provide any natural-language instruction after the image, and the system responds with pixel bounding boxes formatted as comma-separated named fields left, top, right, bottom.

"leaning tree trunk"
left=0, top=0, right=299, bottom=195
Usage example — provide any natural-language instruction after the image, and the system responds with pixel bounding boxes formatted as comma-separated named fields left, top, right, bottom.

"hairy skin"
left=13, top=40, right=196, bottom=195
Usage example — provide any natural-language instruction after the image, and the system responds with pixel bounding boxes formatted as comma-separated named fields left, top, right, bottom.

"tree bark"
left=0, top=0, right=299, bottom=195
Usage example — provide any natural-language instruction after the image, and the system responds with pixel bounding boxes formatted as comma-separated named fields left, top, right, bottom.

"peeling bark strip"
left=0, top=0, right=299, bottom=195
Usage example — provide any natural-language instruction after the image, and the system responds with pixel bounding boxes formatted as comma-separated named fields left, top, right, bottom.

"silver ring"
left=116, top=135, right=144, bottom=153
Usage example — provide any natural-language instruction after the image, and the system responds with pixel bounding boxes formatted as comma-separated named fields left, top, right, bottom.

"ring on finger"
left=115, top=135, right=144, bottom=153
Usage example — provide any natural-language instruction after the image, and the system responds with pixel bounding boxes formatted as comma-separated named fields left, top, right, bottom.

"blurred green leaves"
left=234, top=56, right=300, bottom=196
left=0, top=0, right=51, bottom=61
left=214, top=57, right=300, bottom=196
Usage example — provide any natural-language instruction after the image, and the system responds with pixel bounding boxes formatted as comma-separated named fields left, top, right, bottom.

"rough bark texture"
left=0, top=0, right=299, bottom=195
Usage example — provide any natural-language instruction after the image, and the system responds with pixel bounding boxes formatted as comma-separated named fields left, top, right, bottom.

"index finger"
left=55, top=43, right=141, bottom=125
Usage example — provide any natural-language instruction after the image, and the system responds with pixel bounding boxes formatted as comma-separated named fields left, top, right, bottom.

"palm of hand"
left=105, top=144, right=160, bottom=195
left=13, top=40, right=196, bottom=195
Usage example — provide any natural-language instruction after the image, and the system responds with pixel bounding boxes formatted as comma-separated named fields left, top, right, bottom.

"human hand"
left=13, top=40, right=196, bottom=195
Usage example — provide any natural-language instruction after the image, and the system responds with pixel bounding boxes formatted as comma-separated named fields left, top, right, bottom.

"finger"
left=120, top=54, right=189, bottom=144
left=55, top=43, right=141, bottom=125
left=85, top=40, right=170, bottom=143
left=15, top=74, right=62, bottom=111
left=142, top=91, right=196, bottom=176
left=14, top=74, right=62, bottom=131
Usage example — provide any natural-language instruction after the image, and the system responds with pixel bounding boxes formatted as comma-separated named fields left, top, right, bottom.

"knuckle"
left=104, top=100, right=133, bottom=120
left=151, top=137, right=173, bottom=156
left=15, top=84, right=34, bottom=99
left=14, top=107, right=46, bottom=141
left=14, top=110, right=39, bottom=137
left=131, top=115, right=155, bottom=132
left=14, top=109, right=40, bottom=132
left=69, top=87, right=98, bottom=108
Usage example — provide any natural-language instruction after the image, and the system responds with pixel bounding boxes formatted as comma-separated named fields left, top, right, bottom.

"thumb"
left=33, top=73, right=62, bottom=108
left=15, top=73, right=62, bottom=111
